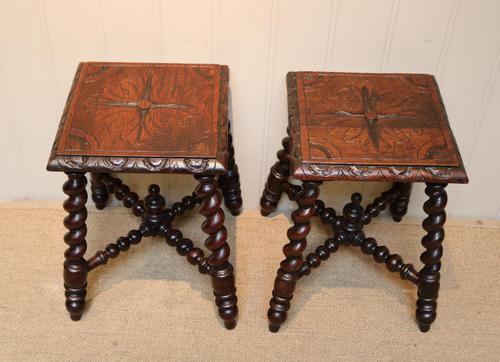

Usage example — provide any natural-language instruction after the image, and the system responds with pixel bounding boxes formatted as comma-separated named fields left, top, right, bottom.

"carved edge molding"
left=47, top=63, right=230, bottom=175
left=290, top=163, right=468, bottom=183
left=216, top=65, right=230, bottom=170
left=47, top=155, right=226, bottom=174
left=287, top=72, right=301, bottom=158
left=286, top=71, right=468, bottom=184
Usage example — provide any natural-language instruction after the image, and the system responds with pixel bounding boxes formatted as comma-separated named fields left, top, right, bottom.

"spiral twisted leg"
left=62, top=172, right=89, bottom=321
left=90, top=173, right=109, bottom=210
left=195, top=175, right=238, bottom=330
left=218, top=125, right=243, bottom=216
left=260, top=135, right=292, bottom=216
left=390, top=182, right=412, bottom=222
left=416, top=183, right=447, bottom=332
left=268, top=181, right=321, bottom=332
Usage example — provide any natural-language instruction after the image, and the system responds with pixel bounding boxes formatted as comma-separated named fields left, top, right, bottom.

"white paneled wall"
left=1, top=0, right=499, bottom=220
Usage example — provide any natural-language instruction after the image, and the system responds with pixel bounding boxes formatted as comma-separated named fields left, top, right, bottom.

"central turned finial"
left=364, top=110, right=378, bottom=122
left=137, top=99, right=151, bottom=110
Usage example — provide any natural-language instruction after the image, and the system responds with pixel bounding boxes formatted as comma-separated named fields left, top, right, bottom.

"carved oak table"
left=261, top=72, right=468, bottom=333
left=47, top=62, right=242, bottom=329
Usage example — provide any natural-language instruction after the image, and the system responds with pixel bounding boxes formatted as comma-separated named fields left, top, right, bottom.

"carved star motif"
left=317, top=86, right=425, bottom=150
left=98, top=72, right=192, bottom=141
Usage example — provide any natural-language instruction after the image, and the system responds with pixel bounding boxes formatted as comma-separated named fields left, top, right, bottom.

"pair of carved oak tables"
left=47, top=62, right=467, bottom=333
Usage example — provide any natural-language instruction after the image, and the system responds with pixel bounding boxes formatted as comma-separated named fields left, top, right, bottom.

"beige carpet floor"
left=0, top=201, right=499, bottom=361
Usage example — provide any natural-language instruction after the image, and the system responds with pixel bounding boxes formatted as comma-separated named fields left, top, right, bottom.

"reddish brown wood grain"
left=287, top=72, right=468, bottom=183
left=47, top=62, right=229, bottom=174
left=46, top=62, right=241, bottom=329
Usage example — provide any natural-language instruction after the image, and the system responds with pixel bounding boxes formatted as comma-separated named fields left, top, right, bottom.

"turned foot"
left=70, top=314, right=82, bottom=321
left=224, top=319, right=237, bottom=330
left=419, top=324, right=431, bottom=333
left=269, top=323, right=280, bottom=333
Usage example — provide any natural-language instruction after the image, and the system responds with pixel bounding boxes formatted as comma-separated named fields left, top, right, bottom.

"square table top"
left=47, top=62, right=229, bottom=174
left=287, top=71, right=468, bottom=183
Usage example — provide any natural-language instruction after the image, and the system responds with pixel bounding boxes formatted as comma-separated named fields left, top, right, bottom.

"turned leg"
left=390, top=182, right=412, bottom=222
left=195, top=175, right=238, bottom=329
left=260, top=135, right=292, bottom=216
left=90, top=173, right=109, bottom=210
left=218, top=125, right=243, bottom=216
left=416, top=183, right=447, bottom=332
left=63, top=172, right=89, bottom=321
left=268, top=181, right=321, bottom=332
left=100, top=174, right=145, bottom=217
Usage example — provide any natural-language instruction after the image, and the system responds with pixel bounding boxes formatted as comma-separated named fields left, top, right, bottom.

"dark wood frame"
left=261, top=71, right=468, bottom=332
left=60, top=159, right=241, bottom=328
left=261, top=135, right=452, bottom=332
left=48, top=62, right=242, bottom=329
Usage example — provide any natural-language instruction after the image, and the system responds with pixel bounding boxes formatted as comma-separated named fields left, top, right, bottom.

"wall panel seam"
left=160, top=0, right=168, bottom=59
left=435, top=0, right=458, bottom=77
left=493, top=190, right=500, bottom=220
left=490, top=187, right=500, bottom=220
left=463, top=50, right=500, bottom=164
left=324, top=0, right=339, bottom=71
left=211, top=0, right=215, bottom=62
left=380, top=0, right=399, bottom=71
left=471, top=50, right=500, bottom=219
left=211, top=0, right=220, bottom=63
left=0, top=68, right=30, bottom=198
left=39, top=0, right=61, bottom=103
left=96, top=0, right=108, bottom=59
left=153, top=0, right=165, bottom=60
left=448, top=49, right=500, bottom=217
left=258, top=0, right=279, bottom=194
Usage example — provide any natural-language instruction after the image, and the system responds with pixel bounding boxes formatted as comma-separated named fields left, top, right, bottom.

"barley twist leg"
left=267, top=181, right=321, bottom=332
left=196, top=175, right=238, bottom=329
left=62, top=172, right=89, bottom=321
